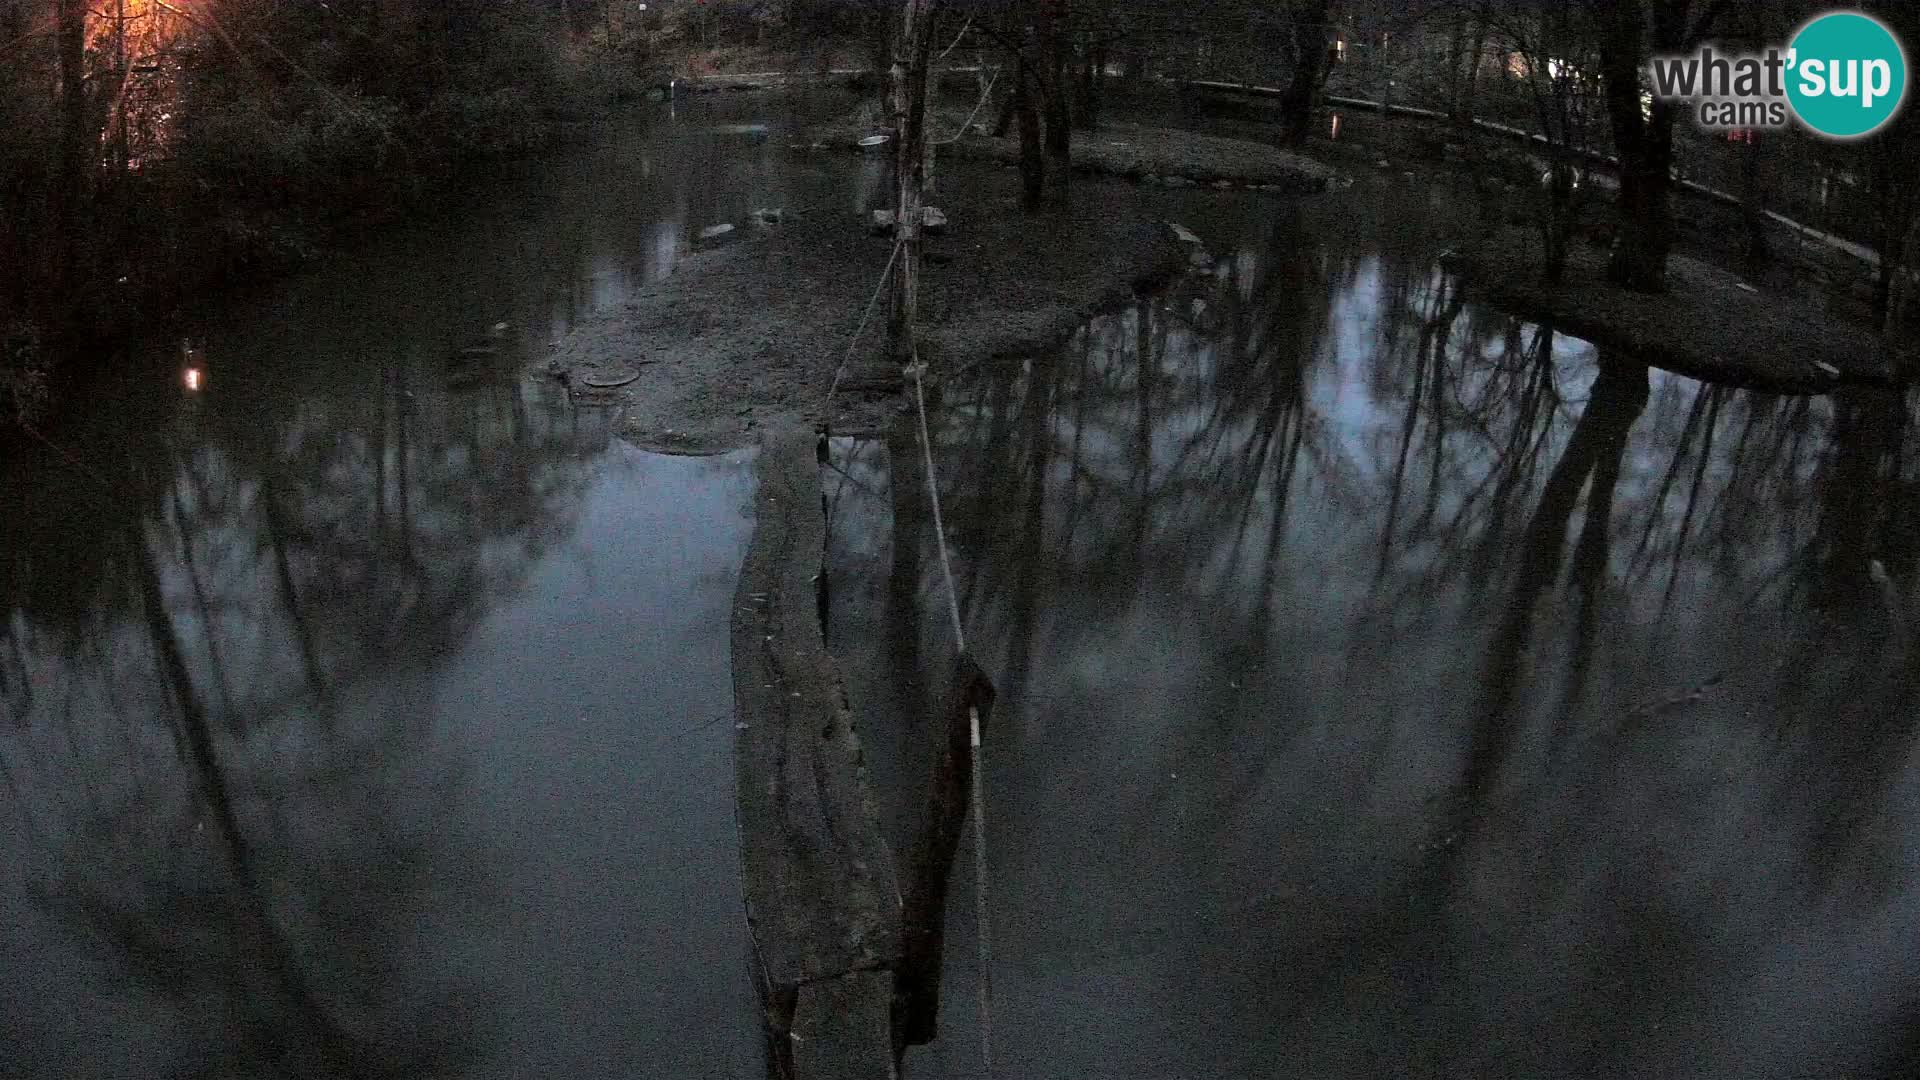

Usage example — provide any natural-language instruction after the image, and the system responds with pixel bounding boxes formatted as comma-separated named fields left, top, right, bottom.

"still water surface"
left=829, top=180, right=1920, bottom=1079
left=0, top=96, right=858, bottom=1078
left=5, top=93, right=1918, bottom=1079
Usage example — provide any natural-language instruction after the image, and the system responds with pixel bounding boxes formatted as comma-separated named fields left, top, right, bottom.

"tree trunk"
left=1016, top=54, right=1045, bottom=208
left=1443, top=8, right=1467, bottom=119
left=1740, top=132, right=1769, bottom=262
left=1594, top=0, right=1678, bottom=292
left=53, top=0, right=88, bottom=288
left=1879, top=212, right=1914, bottom=329
left=1593, top=0, right=1727, bottom=292
left=1039, top=0, right=1071, bottom=171
left=888, top=0, right=936, bottom=362
left=1072, top=29, right=1105, bottom=132
left=1606, top=105, right=1678, bottom=292
left=1889, top=216, right=1919, bottom=337
left=1739, top=1, right=1769, bottom=261
left=1086, top=43, right=1106, bottom=129
left=1121, top=40, right=1145, bottom=91
left=1459, top=3, right=1491, bottom=126
left=993, top=85, right=1017, bottom=137
left=1278, top=0, right=1330, bottom=147
left=870, top=14, right=895, bottom=113
left=1375, top=28, right=1391, bottom=114
left=1543, top=164, right=1575, bottom=284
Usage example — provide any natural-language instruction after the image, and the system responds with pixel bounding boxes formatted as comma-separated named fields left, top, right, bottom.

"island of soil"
left=533, top=142, right=1312, bottom=453
left=1445, top=229, right=1900, bottom=393
left=809, top=113, right=1340, bottom=193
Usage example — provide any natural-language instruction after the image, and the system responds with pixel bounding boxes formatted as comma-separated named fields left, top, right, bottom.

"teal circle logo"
left=1786, top=12, right=1907, bottom=138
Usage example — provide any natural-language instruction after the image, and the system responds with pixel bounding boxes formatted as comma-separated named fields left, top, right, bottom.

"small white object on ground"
left=1813, top=360, right=1841, bottom=376
left=1736, top=282, right=1759, bottom=293
left=699, top=223, right=735, bottom=240
left=583, top=370, right=641, bottom=389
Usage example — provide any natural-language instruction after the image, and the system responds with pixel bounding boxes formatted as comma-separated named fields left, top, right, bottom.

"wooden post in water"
left=894, top=651, right=996, bottom=1057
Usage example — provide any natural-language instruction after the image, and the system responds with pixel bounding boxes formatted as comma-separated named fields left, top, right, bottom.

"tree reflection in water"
left=0, top=365, right=614, bottom=1076
left=827, top=187, right=1920, bottom=1078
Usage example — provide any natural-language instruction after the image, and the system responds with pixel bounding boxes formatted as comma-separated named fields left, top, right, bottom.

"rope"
left=910, top=357, right=966, bottom=649
left=909, top=346, right=993, bottom=1078
left=813, top=122, right=996, bottom=1073
left=937, top=66, right=1001, bottom=146
left=935, top=13, right=976, bottom=64
left=825, top=237, right=907, bottom=405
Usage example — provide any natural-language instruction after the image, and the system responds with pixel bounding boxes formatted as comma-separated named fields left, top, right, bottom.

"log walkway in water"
left=731, top=424, right=995, bottom=1078
left=732, top=426, right=901, bottom=1079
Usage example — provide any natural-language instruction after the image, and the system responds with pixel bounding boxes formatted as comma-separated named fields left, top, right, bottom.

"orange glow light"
left=184, top=367, right=202, bottom=391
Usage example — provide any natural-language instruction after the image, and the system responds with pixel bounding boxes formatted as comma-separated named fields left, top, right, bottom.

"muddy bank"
left=1446, top=229, right=1899, bottom=392
left=810, top=108, right=1336, bottom=193
left=536, top=161, right=1213, bottom=452
left=957, top=122, right=1337, bottom=192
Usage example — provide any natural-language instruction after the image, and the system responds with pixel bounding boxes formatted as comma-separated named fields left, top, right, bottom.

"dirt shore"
left=534, top=159, right=1258, bottom=453
left=1446, top=229, right=1901, bottom=392
left=810, top=108, right=1336, bottom=192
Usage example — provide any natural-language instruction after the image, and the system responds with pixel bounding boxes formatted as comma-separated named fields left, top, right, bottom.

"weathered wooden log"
left=795, top=970, right=900, bottom=1080
left=732, top=425, right=903, bottom=1080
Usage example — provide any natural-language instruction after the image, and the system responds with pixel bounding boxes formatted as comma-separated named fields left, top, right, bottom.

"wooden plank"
left=896, top=653, right=995, bottom=1051
left=732, top=425, right=903, bottom=996
left=792, top=971, right=900, bottom=1080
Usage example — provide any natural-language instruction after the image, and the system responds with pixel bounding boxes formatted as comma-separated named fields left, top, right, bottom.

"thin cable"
left=935, top=14, right=976, bottom=64
left=937, top=66, right=1000, bottom=145
left=909, top=355, right=966, bottom=650
left=826, top=237, right=906, bottom=405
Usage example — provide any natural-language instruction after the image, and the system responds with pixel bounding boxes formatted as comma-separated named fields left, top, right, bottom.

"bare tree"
left=1490, top=1, right=1604, bottom=283
left=52, top=0, right=87, bottom=289
left=888, top=0, right=938, bottom=360
left=1277, top=0, right=1331, bottom=147
left=1587, top=0, right=1734, bottom=292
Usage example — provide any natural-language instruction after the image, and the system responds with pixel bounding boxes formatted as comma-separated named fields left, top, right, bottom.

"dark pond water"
left=0, top=95, right=865, bottom=1079
left=826, top=178, right=1920, bottom=1078
left=8, top=88, right=1918, bottom=1080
